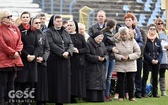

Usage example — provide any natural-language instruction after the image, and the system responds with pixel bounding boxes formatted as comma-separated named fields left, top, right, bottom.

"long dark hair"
left=101, top=19, right=116, bottom=32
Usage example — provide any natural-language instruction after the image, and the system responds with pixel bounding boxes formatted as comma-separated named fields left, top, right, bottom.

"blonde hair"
left=0, top=9, right=11, bottom=22
left=78, top=23, right=86, bottom=30
left=14, top=17, right=22, bottom=26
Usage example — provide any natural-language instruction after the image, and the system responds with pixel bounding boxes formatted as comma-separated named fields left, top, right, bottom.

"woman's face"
left=125, top=17, right=133, bottom=28
left=67, top=21, right=75, bottom=33
left=78, top=26, right=85, bottom=35
left=156, top=21, right=164, bottom=30
left=120, top=32, right=128, bottom=41
left=54, top=18, right=63, bottom=28
left=94, top=34, right=104, bottom=44
left=148, top=26, right=157, bottom=36
left=32, top=18, right=41, bottom=29
left=1, top=14, right=12, bottom=25
left=21, top=13, right=30, bottom=24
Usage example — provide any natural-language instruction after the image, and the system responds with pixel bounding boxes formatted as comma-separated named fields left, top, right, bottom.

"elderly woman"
left=85, top=32, right=108, bottom=102
left=155, top=18, right=168, bottom=96
left=0, top=9, right=23, bottom=105
left=142, top=24, right=163, bottom=98
left=114, top=26, right=141, bottom=101
left=78, top=22, right=90, bottom=41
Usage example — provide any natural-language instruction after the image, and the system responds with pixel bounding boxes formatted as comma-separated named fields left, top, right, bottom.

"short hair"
left=147, top=24, right=156, bottom=30
left=118, top=26, right=129, bottom=35
left=124, top=13, right=135, bottom=20
left=20, top=11, right=31, bottom=18
left=36, top=12, right=46, bottom=18
left=97, top=10, right=106, bottom=16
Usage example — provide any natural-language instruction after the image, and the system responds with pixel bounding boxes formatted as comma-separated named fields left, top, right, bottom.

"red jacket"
left=0, top=23, right=24, bottom=68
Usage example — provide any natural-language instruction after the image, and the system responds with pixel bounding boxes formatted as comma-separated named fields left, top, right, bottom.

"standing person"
left=15, top=11, right=38, bottom=104
left=0, top=9, right=23, bottom=105
left=101, top=19, right=118, bottom=101
left=88, top=10, right=106, bottom=36
left=31, top=17, right=50, bottom=105
left=67, top=20, right=87, bottom=103
left=36, top=12, right=47, bottom=32
left=133, top=15, right=147, bottom=98
left=155, top=18, right=168, bottom=96
left=85, top=32, right=108, bottom=102
left=45, top=15, right=73, bottom=105
left=78, top=22, right=90, bottom=41
left=124, top=13, right=144, bottom=98
left=114, top=26, right=141, bottom=101
left=142, top=24, right=163, bottom=98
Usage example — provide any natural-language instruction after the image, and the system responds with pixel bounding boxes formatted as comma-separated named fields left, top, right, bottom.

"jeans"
left=105, top=60, right=115, bottom=96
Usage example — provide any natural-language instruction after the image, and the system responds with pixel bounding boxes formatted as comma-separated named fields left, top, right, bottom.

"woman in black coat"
left=31, top=17, right=50, bottom=105
left=15, top=11, right=39, bottom=104
left=66, top=20, right=87, bottom=102
left=45, top=15, right=73, bottom=105
left=85, top=32, right=108, bottom=102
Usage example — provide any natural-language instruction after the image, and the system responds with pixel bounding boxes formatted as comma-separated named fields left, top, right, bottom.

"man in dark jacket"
left=88, top=10, right=106, bottom=36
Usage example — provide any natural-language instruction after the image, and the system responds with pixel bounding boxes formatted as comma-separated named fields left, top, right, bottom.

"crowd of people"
left=0, top=8, right=168, bottom=105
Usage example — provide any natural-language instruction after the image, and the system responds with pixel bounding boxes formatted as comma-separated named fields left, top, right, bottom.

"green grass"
left=46, top=91, right=168, bottom=105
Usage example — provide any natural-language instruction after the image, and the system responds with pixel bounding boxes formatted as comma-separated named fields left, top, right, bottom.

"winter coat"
left=114, top=33, right=141, bottom=73
left=34, top=29, right=50, bottom=66
left=88, top=23, right=105, bottom=36
left=85, top=37, right=108, bottom=90
left=143, top=38, right=163, bottom=64
left=0, top=23, right=23, bottom=68
left=102, top=30, right=116, bottom=60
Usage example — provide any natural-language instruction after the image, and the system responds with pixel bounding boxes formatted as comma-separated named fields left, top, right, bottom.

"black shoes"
left=135, top=94, right=142, bottom=98
left=153, top=94, right=160, bottom=98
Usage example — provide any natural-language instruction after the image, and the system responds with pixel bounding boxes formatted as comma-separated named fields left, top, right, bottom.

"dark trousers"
left=135, top=58, right=142, bottom=95
left=0, top=70, right=15, bottom=105
left=117, top=72, right=135, bottom=99
left=142, top=63, right=160, bottom=96
left=159, top=68, right=166, bottom=78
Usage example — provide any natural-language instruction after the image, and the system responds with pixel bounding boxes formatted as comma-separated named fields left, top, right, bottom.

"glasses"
left=3, top=15, right=12, bottom=19
left=149, top=28, right=156, bottom=31
left=157, top=22, right=163, bottom=25
left=35, top=22, right=41, bottom=24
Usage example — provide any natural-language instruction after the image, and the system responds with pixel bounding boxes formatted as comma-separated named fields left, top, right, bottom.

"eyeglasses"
left=149, top=28, right=156, bottom=31
left=35, top=22, right=41, bottom=24
left=157, top=22, right=163, bottom=25
left=3, top=15, right=12, bottom=19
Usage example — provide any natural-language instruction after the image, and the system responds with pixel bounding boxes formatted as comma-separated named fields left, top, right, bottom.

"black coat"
left=34, top=29, right=50, bottom=66
left=102, top=30, right=116, bottom=60
left=85, top=37, right=108, bottom=90
left=143, top=38, right=163, bottom=64
left=88, top=23, right=105, bottom=36
left=45, top=26, right=73, bottom=103
left=70, top=33, right=87, bottom=98
left=15, top=24, right=38, bottom=82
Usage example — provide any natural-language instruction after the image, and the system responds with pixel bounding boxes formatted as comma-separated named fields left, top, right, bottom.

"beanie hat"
left=91, top=31, right=103, bottom=38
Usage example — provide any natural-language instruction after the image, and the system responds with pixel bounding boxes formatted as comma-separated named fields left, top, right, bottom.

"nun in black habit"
left=45, top=15, right=74, bottom=105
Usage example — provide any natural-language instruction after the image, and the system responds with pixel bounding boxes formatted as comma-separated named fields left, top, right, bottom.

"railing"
left=79, top=6, right=95, bottom=32
left=69, top=0, right=76, bottom=14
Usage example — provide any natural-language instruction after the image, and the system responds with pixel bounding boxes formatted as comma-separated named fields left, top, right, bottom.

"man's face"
left=39, top=16, right=46, bottom=25
left=97, top=11, right=106, bottom=24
